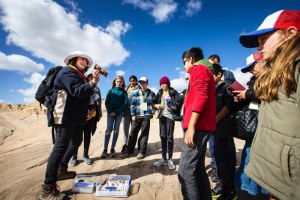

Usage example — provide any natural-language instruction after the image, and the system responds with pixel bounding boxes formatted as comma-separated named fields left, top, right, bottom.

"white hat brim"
left=64, top=53, right=93, bottom=68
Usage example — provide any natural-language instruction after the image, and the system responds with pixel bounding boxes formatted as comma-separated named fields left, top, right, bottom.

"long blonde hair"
left=254, top=30, right=300, bottom=102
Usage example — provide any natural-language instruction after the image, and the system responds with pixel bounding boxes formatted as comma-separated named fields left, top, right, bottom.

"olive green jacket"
left=245, top=58, right=300, bottom=200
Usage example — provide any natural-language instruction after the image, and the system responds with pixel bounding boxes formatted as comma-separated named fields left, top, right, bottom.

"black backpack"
left=35, top=66, right=63, bottom=144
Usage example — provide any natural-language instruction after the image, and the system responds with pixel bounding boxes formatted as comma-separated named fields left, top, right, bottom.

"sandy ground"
left=0, top=102, right=244, bottom=200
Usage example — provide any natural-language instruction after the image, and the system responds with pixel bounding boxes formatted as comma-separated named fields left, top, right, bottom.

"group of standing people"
left=38, top=9, right=300, bottom=200
left=178, top=9, right=300, bottom=200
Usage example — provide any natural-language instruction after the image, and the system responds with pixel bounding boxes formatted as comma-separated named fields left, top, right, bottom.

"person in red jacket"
left=178, top=47, right=216, bottom=200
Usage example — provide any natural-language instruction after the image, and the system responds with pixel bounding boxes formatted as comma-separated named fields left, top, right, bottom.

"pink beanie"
left=159, top=76, right=170, bottom=87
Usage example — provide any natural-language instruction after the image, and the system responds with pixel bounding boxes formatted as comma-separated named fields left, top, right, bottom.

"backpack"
left=35, top=66, right=63, bottom=108
left=35, top=66, right=63, bottom=144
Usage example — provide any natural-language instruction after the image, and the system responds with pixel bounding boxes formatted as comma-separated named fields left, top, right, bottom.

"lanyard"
left=68, top=64, right=87, bottom=83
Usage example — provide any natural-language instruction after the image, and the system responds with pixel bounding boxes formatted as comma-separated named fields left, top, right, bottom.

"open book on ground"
left=72, top=174, right=97, bottom=194
left=96, top=175, right=131, bottom=197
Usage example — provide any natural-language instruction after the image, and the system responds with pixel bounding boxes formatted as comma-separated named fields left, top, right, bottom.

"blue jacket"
left=53, top=66, right=95, bottom=126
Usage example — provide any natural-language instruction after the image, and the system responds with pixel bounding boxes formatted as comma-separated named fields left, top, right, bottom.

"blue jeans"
left=209, top=134, right=217, bottom=169
left=104, top=112, right=123, bottom=150
left=178, top=131, right=212, bottom=200
left=122, top=108, right=132, bottom=144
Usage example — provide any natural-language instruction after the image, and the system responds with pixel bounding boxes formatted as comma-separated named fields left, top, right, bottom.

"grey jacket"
left=245, top=58, right=300, bottom=200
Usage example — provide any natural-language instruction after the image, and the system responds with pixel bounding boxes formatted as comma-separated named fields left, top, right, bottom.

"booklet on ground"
left=96, top=175, right=131, bottom=197
left=72, top=174, right=96, bottom=194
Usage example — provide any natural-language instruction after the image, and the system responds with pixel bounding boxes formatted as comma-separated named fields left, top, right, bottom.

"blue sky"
left=0, top=0, right=299, bottom=104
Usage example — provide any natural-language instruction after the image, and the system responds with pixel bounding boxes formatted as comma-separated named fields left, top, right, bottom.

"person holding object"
left=153, top=76, right=178, bottom=170
left=39, top=51, right=100, bottom=200
left=101, top=76, right=128, bottom=158
left=239, top=10, right=300, bottom=200
left=233, top=53, right=269, bottom=199
left=178, top=47, right=216, bottom=200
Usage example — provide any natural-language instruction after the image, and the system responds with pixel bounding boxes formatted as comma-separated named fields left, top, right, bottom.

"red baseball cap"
left=240, top=10, right=300, bottom=48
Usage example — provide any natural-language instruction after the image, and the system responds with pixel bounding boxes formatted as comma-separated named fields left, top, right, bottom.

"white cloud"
left=0, top=51, right=44, bottom=73
left=0, top=0, right=130, bottom=67
left=123, top=0, right=177, bottom=23
left=64, top=0, right=82, bottom=14
left=170, top=68, right=187, bottom=93
left=17, top=72, right=45, bottom=103
left=231, top=67, right=252, bottom=87
left=149, top=86, right=158, bottom=94
left=0, top=100, right=5, bottom=103
left=185, top=0, right=202, bottom=17
left=115, top=70, right=126, bottom=77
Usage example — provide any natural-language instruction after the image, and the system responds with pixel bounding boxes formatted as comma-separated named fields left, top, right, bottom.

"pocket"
left=281, top=145, right=295, bottom=185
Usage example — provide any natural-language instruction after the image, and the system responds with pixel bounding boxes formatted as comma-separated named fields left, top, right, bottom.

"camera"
left=94, top=64, right=108, bottom=77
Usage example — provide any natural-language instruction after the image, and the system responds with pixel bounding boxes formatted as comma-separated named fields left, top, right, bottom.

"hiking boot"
left=83, top=157, right=93, bottom=165
left=57, top=170, right=76, bottom=181
left=121, top=144, right=127, bottom=154
left=153, top=159, right=167, bottom=167
left=167, top=159, right=176, bottom=170
left=136, top=153, right=145, bottom=160
left=69, top=156, right=77, bottom=167
left=100, top=149, right=108, bottom=158
left=110, top=148, right=116, bottom=158
left=211, top=182, right=222, bottom=199
left=217, top=190, right=237, bottom=200
left=39, top=183, right=65, bottom=200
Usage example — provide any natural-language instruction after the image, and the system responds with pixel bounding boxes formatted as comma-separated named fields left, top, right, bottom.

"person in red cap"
left=239, top=10, right=300, bottom=200
left=233, top=53, right=269, bottom=199
left=153, top=76, right=178, bottom=170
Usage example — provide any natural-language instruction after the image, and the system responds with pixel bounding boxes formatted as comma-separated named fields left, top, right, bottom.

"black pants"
left=178, top=131, right=212, bottom=200
left=44, top=124, right=83, bottom=184
left=126, top=118, right=150, bottom=154
left=72, top=117, right=97, bottom=158
left=159, top=116, right=175, bottom=159
left=214, top=136, right=236, bottom=192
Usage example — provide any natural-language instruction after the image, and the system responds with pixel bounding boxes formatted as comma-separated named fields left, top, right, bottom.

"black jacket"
left=214, top=82, right=236, bottom=139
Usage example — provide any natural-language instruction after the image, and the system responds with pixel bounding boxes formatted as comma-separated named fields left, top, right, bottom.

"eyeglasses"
left=139, top=81, right=147, bottom=84
left=183, top=57, right=191, bottom=65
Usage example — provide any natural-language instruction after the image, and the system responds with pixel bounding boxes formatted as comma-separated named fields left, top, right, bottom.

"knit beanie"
left=159, top=76, right=170, bottom=87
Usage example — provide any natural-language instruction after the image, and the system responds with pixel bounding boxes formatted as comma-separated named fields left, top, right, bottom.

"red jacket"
left=182, top=64, right=216, bottom=132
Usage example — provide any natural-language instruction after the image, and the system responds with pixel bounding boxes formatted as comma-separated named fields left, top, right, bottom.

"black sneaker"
left=100, top=149, right=108, bottom=158
left=110, top=148, right=116, bottom=158
left=121, top=144, right=127, bottom=154
left=210, top=167, right=219, bottom=182
left=211, top=182, right=222, bottom=199
left=217, top=190, right=237, bottom=200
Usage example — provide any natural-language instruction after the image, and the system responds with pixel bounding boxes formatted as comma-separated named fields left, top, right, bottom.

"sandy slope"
left=0, top=102, right=244, bottom=200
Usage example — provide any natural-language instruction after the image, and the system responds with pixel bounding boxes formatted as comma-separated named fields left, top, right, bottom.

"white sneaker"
left=167, top=159, right=176, bottom=170
left=153, top=159, right=167, bottom=167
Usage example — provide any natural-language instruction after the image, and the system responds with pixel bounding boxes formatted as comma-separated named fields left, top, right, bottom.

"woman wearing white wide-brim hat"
left=39, top=50, right=101, bottom=200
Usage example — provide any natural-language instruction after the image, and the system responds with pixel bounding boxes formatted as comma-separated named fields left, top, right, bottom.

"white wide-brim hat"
left=64, top=50, right=93, bottom=68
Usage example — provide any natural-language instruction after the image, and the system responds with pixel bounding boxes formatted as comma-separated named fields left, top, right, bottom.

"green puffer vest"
left=245, top=58, right=300, bottom=200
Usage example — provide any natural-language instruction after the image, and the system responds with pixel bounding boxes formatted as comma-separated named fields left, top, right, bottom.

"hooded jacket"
left=245, top=58, right=300, bottom=200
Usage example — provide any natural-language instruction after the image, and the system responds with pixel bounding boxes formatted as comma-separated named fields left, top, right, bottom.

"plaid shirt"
left=130, top=88, right=155, bottom=118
